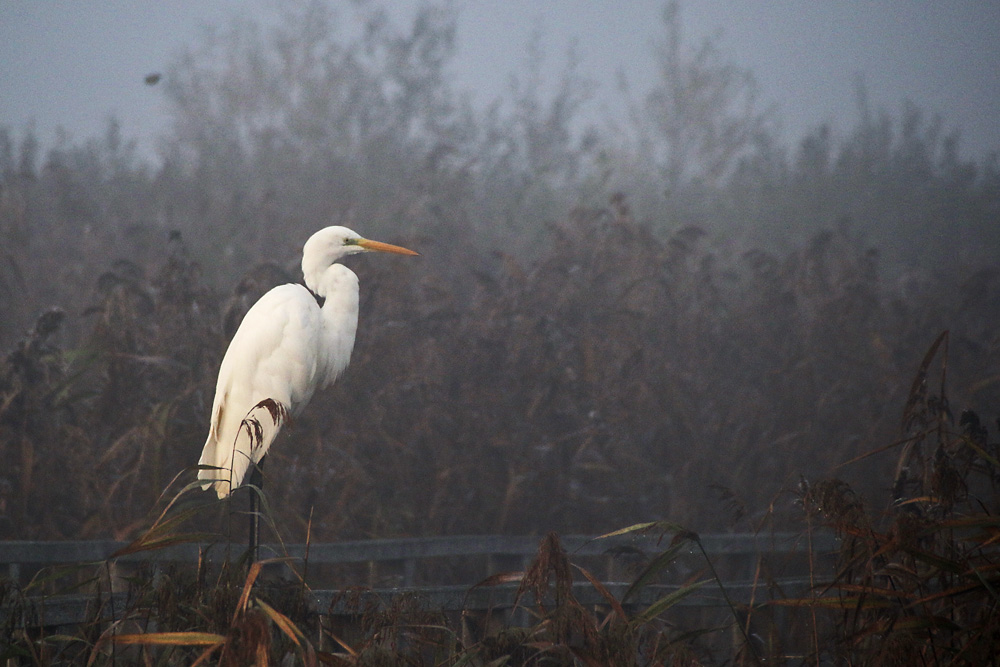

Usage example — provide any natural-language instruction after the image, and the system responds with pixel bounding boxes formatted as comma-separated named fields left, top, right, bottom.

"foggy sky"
left=2, top=0, right=998, bottom=162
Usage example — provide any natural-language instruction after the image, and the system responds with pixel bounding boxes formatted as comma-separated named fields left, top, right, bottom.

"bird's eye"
left=343, top=238, right=359, bottom=246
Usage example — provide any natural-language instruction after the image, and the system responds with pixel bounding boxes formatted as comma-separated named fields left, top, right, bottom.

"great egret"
left=197, top=226, right=418, bottom=499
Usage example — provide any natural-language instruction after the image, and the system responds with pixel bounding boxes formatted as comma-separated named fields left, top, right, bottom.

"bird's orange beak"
left=357, top=238, right=420, bottom=256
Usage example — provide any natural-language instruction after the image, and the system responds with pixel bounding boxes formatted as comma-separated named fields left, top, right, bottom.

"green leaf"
left=596, top=521, right=689, bottom=539
left=621, top=534, right=697, bottom=603
left=633, top=580, right=708, bottom=624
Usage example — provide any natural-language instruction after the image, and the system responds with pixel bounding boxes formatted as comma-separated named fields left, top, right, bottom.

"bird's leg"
left=248, top=457, right=265, bottom=567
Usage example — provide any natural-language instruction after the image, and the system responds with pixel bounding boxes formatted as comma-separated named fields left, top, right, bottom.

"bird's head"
left=302, top=226, right=418, bottom=292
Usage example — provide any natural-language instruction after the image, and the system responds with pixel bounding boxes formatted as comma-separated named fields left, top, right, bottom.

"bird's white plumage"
left=197, top=226, right=416, bottom=498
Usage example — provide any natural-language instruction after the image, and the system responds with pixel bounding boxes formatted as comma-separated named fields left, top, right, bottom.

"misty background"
left=1, top=0, right=998, bottom=542
left=3, top=2, right=1000, bottom=163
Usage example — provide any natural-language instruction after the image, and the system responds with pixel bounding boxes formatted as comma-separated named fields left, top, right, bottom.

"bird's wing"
left=198, top=284, right=322, bottom=497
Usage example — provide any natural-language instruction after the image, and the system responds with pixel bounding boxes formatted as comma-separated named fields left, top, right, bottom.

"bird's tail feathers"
left=201, top=398, right=289, bottom=499
left=197, top=441, right=222, bottom=491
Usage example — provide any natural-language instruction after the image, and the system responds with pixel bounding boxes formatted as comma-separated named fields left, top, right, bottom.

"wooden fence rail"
left=1, top=532, right=838, bottom=629
left=1, top=531, right=837, bottom=581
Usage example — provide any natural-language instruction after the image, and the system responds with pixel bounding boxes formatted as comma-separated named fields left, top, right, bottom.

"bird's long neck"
left=315, top=263, right=360, bottom=387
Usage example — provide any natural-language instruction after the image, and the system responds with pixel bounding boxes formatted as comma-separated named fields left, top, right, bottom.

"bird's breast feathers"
left=217, top=284, right=324, bottom=413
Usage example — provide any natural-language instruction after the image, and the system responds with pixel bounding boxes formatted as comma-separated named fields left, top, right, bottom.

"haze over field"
left=2, top=0, right=999, bottom=161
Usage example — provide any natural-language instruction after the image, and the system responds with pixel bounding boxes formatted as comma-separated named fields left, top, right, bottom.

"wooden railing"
left=1, top=532, right=839, bottom=628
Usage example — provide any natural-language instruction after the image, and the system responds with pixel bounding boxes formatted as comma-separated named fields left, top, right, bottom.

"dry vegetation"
left=3, top=195, right=996, bottom=543
left=1, top=1, right=999, bottom=663
left=2, top=378, right=998, bottom=665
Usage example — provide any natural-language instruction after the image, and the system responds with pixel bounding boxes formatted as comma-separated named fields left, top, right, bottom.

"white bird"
left=198, top=226, right=418, bottom=498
